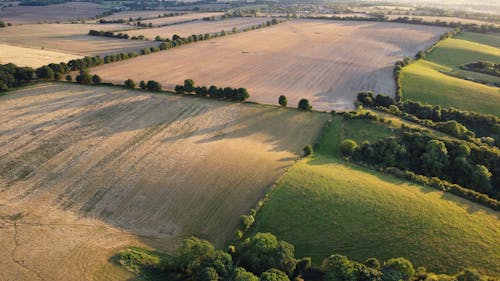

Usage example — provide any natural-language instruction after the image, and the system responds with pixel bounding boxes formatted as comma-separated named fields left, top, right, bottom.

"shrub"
left=303, top=145, right=313, bottom=157
left=91, top=74, right=102, bottom=85
left=340, top=139, right=358, bottom=156
left=124, top=79, right=135, bottom=89
left=184, top=79, right=195, bottom=93
left=139, top=80, right=146, bottom=90
left=75, top=70, right=92, bottom=85
left=278, top=95, right=287, bottom=107
left=298, top=99, right=312, bottom=111
left=240, top=215, right=255, bottom=231
left=65, top=75, right=72, bottom=82
left=381, top=257, right=415, bottom=281
left=146, top=80, right=161, bottom=92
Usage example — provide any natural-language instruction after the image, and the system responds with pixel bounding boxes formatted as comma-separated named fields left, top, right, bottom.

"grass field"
left=402, top=33, right=500, bottom=116
left=0, top=23, right=156, bottom=59
left=251, top=117, right=500, bottom=275
left=91, top=20, right=448, bottom=111
left=0, top=82, right=328, bottom=281
left=0, top=2, right=108, bottom=24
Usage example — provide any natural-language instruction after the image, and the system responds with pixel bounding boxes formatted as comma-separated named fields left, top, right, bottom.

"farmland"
left=101, top=10, right=189, bottom=21
left=0, top=43, right=80, bottom=68
left=141, top=12, right=225, bottom=27
left=402, top=32, right=500, bottom=116
left=123, top=16, right=273, bottom=40
left=0, top=23, right=156, bottom=65
left=0, top=2, right=108, bottom=24
left=91, top=19, right=448, bottom=111
left=250, top=116, right=500, bottom=275
left=0, top=82, right=328, bottom=280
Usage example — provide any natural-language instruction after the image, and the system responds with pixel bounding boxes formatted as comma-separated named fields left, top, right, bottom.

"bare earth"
left=142, top=12, right=225, bottom=27
left=0, top=82, right=328, bottom=281
left=0, top=2, right=108, bottom=24
left=124, top=17, right=273, bottom=40
left=92, top=19, right=449, bottom=111
left=0, top=44, right=81, bottom=68
left=0, top=23, right=156, bottom=60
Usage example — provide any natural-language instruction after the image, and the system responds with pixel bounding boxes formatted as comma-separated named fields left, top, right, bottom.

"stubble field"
left=0, top=82, right=328, bottom=281
left=92, top=20, right=449, bottom=111
left=141, top=12, right=225, bottom=27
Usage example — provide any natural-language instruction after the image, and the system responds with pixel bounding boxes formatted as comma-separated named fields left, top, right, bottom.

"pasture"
left=123, top=16, right=272, bottom=39
left=250, top=117, right=500, bottom=275
left=0, top=2, right=108, bottom=24
left=91, top=19, right=448, bottom=111
left=0, top=82, right=328, bottom=280
left=402, top=32, right=500, bottom=116
left=0, top=23, right=156, bottom=62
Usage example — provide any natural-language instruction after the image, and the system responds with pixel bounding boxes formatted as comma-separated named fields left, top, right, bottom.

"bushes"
left=75, top=70, right=92, bottom=85
left=146, top=80, right=161, bottom=92
left=124, top=79, right=135, bottom=89
left=298, top=99, right=312, bottom=111
left=174, top=79, right=250, bottom=102
left=340, top=139, right=358, bottom=156
left=278, top=95, right=287, bottom=107
left=0, top=63, right=35, bottom=91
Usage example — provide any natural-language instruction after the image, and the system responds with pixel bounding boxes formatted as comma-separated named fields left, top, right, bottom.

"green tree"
left=0, top=21, right=6, bottom=28
left=381, top=257, right=415, bottom=281
left=235, top=88, right=250, bottom=101
left=139, top=80, right=146, bottom=89
left=175, top=84, right=185, bottom=94
left=65, top=75, right=72, bottom=82
left=321, top=254, right=358, bottom=281
left=92, top=74, right=102, bottom=85
left=420, top=140, right=448, bottom=177
left=259, top=269, right=290, bottom=281
left=234, top=267, right=259, bottom=281
left=146, top=80, right=161, bottom=91
left=340, top=139, right=358, bottom=156
left=177, top=237, right=215, bottom=276
left=184, top=79, right=195, bottom=93
left=124, top=79, right=135, bottom=88
left=456, top=268, right=483, bottom=281
left=472, top=165, right=492, bottom=193
left=303, top=145, right=313, bottom=157
left=75, top=69, right=92, bottom=85
left=237, top=233, right=296, bottom=275
left=278, top=95, right=287, bottom=107
left=36, top=66, right=54, bottom=80
left=298, top=99, right=311, bottom=111
left=200, top=267, right=219, bottom=281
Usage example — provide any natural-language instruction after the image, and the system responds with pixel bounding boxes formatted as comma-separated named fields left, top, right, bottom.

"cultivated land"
left=123, top=16, right=273, bottom=39
left=386, top=15, right=500, bottom=26
left=101, top=10, right=188, bottom=21
left=0, top=23, right=156, bottom=61
left=402, top=32, right=500, bottom=116
left=142, top=12, right=225, bottom=27
left=0, top=2, right=108, bottom=24
left=0, top=82, right=328, bottom=281
left=250, top=117, right=500, bottom=275
left=0, top=44, right=81, bottom=68
left=92, top=20, right=448, bottom=111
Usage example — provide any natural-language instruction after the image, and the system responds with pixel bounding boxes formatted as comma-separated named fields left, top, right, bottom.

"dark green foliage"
left=278, top=95, right=287, bottom=107
left=35, top=65, right=54, bottom=80
left=139, top=80, right=146, bottom=90
left=321, top=254, right=382, bottom=281
left=259, top=268, right=290, bottom=281
left=381, top=258, right=415, bottom=281
left=240, top=215, right=255, bottom=231
left=146, top=80, right=161, bottom=92
left=303, top=145, right=313, bottom=157
left=200, top=267, right=218, bottom=281
left=0, top=63, right=34, bottom=91
left=184, top=79, right=195, bottom=93
left=0, top=21, right=6, bottom=28
left=294, top=257, right=312, bottom=276
left=65, top=75, right=72, bottom=82
left=456, top=268, right=483, bottom=281
left=460, top=61, right=500, bottom=77
left=340, top=139, right=358, bottom=156
left=175, top=84, right=185, bottom=94
left=75, top=70, right=92, bottom=85
left=124, top=79, right=135, bottom=89
left=91, top=74, right=102, bottom=85
left=237, top=232, right=297, bottom=275
left=234, top=267, right=259, bottom=281
left=364, top=258, right=381, bottom=270
left=298, top=99, right=312, bottom=111
left=235, top=88, right=250, bottom=101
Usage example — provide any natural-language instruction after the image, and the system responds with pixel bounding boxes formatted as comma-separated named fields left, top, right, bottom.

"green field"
left=402, top=32, right=500, bottom=116
left=251, top=117, right=500, bottom=275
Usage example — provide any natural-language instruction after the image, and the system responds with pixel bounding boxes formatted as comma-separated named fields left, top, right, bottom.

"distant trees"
left=91, top=74, right=102, bottom=85
left=298, top=99, right=312, bottom=111
left=35, top=65, right=54, bottom=80
left=139, top=80, right=146, bottom=90
left=174, top=79, right=250, bottom=102
left=184, top=79, right=195, bottom=93
left=146, top=80, right=161, bottom=92
left=65, top=75, right=72, bottom=82
left=0, top=63, right=35, bottom=91
left=124, top=79, right=135, bottom=89
left=75, top=70, right=92, bottom=85
left=278, top=95, right=287, bottom=107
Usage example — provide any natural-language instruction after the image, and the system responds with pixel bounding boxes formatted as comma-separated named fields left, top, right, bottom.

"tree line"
left=115, top=232, right=493, bottom=281
left=356, top=92, right=500, bottom=148
left=98, top=12, right=185, bottom=25
left=173, top=79, right=249, bottom=101
left=460, top=61, right=500, bottom=78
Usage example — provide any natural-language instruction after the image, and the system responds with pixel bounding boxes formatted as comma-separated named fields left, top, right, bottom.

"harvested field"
left=0, top=23, right=156, bottom=58
left=93, top=20, right=448, bottom=111
left=141, top=12, right=224, bottom=27
left=101, top=10, right=187, bottom=21
left=123, top=17, right=272, bottom=40
left=386, top=15, right=499, bottom=26
left=0, top=44, right=81, bottom=68
left=0, top=2, right=108, bottom=24
left=0, top=82, right=328, bottom=280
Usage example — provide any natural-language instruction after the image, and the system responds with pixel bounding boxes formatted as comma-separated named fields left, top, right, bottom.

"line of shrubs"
left=356, top=92, right=500, bottom=148
left=114, top=232, right=495, bottom=281
left=88, top=30, right=131, bottom=39
left=173, top=79, right=250, bottom=101
left=98, top=12, right=185, bottom=25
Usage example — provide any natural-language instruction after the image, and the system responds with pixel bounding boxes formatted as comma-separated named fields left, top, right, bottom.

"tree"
left=75, top=69, right=92, bottom=85
left=200, top=267, right=218, bottom=281
left=420, top=140, right=448, bottom=177
left=456, top=268, right=483, bottom=281
left=0, top=21, right=5, bottom=28
left=146, top=80, right=161, bottom=91
left=234, top=267, right=259, bottom=281
left=184, top=79, right=195, bottom=93
left=298, top=99, right=311, bottom=111
left=65, top=75, right=72, bottom=82
left=237, top=232, right=296, bottom=275
left=176, top=237, right=215, bottom=276
left=124, top=79, right=135, bottom=89
left=381, top=257, right=415, bottom=281
left=278, top=95, right=287, bottom=107
left=240, top=215, right=254, bottom=231
left=303, top=145, right=313, bottom=157
left=139, top=80, right=146, bottom=89
left=92, top=74, right=102, bottom=85
left=235, top=88, right=250, bottom=101
left=35, top=66, right=54, bottom=80
left=340, top=139, right=358, bottom=156
left=175, top=84, right=185, bottom=94
left=259, top=269, right=290, bottom=281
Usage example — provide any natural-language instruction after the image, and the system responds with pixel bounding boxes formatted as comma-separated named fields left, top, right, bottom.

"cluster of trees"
left=341, top=130, right=500, bottom=202
left=75, top=70, right=102, bottom=85
left=98, top=18, right=127, bottom=24
left=0, top=20, right=12, bottom=28
left=115, top=232, right=492, bottom=281
left=0, top=63, right=35, bottom=91
left=460, top=61, right=500, bottom=77
left=88, top=30, right=131, bottom=39
left=357, top=92, right=500, bottom=147
left=390, top=17, right=500, bottom=33
left=174, top=79, right=249, bottom=101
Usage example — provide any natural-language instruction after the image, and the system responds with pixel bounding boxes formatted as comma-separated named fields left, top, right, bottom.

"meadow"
left=0, top=82, right=328, bottom=280
left=402, top=32, right=500, bottom=116
left=91, top=19, right=448, bottom=111
left=250, top=116, right=500, bottom=275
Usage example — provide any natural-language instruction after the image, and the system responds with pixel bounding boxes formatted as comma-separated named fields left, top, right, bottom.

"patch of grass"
left=251, top=156, right=500, bottom=275
left=402, top=33, right=500, bottom=116
left=113, top=247, right=174, bottom=280
left=456, top=32, right=500, bottom=48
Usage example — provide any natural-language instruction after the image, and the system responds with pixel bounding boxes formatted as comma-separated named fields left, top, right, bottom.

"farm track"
left=0, top=82, right=329, bottom=280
